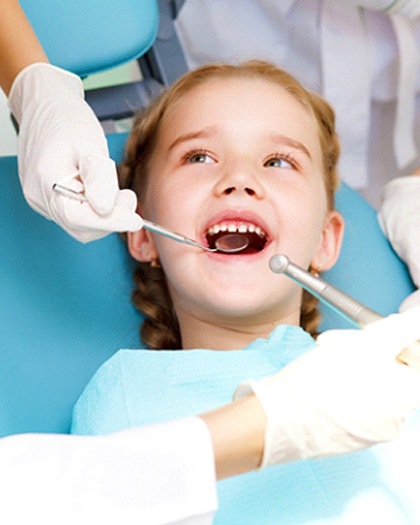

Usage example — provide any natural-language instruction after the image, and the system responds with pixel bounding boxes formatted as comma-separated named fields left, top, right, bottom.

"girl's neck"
left=178, top=311, right=300, bottom=351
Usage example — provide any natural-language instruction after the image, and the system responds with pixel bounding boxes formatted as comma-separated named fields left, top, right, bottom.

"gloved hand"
left=378, top=174, right=420, bottom=311
left=234, top=306, right=420, bottom=468
left=8, top=63, right=143, bottom=243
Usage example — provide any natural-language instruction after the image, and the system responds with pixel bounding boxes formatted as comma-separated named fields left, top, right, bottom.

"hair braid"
left=300, top=291, right=321, bottom=339
left=131, top=262, right=181, bottom=349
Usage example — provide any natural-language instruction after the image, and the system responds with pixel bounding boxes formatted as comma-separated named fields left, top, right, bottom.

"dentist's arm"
left=1, top=0, right=142, bottom=243
left=0, top=0, right=48, bottom=94
left=0, top=417, right=219, bottom=525
left=0, top=398, right=263, bottom=524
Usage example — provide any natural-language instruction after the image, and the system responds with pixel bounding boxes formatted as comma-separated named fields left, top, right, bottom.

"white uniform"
left=176, top=0, right=420, bottom=208
left=0, top=417, right=217, bottom=525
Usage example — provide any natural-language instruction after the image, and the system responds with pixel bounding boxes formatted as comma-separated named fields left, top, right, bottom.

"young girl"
left=72, top=62, right=420, bottom=524
left=121, top=59, right=343, bottom=349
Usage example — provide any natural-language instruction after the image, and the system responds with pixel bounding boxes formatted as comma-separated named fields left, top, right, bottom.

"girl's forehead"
left=159, top=76, right=321, bottom=154
left=168, top=76, right=309, bottom=114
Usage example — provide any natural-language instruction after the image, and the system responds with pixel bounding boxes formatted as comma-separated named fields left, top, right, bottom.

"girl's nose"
left=213, top=165, right=266, bottom=199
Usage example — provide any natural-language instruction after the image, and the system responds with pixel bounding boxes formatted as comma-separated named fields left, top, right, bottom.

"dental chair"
left=0, top=0, right=415, bottom=439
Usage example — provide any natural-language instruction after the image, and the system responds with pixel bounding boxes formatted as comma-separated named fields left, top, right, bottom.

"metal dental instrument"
left=269, top=254, right=420, bottom=369
left=269, top=254, right=382, bottom=327
left=52, top=183, right=249, bottom=254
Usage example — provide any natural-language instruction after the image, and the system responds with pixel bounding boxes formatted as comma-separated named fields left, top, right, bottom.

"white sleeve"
left=0, top=417, right=217, bottom=525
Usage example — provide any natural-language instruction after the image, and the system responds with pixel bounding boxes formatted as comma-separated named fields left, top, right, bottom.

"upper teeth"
left=206, top=222, right=266, bottom=238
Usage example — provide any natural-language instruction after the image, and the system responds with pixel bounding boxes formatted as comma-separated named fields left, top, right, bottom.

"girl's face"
left=129, top=77, right=344, bottom=348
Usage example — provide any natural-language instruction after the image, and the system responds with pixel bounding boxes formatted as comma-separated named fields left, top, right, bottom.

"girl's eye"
left=264, top=154, right=296, bottom=169
left=185, top=150, right=215, bottom=164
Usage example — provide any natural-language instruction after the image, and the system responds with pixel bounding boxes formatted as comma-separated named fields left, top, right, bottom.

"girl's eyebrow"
left=167, top=128, right=312, bottom=159
left=168, top=127, right=217, bottom=151
left=270, top=133, right=312, bottom=159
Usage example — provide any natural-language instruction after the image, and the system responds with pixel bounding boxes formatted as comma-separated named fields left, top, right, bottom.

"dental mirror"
left=214, top=233, right=249, bottom=253
left=52, top=184, right=249, bottom=254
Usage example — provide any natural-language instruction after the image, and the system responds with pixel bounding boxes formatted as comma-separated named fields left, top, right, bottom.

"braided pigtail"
left=300, top=290, right=321, bottom=338
left=117, top=103, right=183, bottom=349
left=132, top=262, right=181, bottom=350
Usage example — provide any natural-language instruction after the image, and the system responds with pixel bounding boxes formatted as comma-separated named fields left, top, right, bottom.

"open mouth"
left=205, top=221, right=268, bottom=254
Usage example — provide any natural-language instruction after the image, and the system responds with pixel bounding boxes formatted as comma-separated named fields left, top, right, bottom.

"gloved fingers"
left=363, top=306, right=420, bottom=356
left=51, top=189, right=143, bottom=243
left=317, top=307, right=420, bottom=361
left=314, top=329, right=365, bottom=356
left=241, top=343, right=420, bottom=467
left=399, top=290, right=420, bottom=313
left=114, top=188, right=139, bottom=211
left=56, top=175, right=85, bottom=194
left=80, top=155, right=120, bottom=216
left=304, top=335, right=420, bottom=412
left=277, top=334, right=420, bottom=417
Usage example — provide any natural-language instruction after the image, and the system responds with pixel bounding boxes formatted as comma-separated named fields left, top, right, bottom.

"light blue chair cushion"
left=19, top=1, right=159, bottom=77
left=0, top=132, right=415, bottom=437
left=0, top=134, right=141, bottom=437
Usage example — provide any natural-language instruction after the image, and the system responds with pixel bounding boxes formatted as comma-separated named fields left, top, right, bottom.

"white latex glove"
left=235, top=307, right=420, bottom=468
left=378, top=175, right=420, bottom=311
left=8, top=63, right=143, bottom=243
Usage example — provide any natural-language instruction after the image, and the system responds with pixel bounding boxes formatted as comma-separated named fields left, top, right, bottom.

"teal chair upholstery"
left=19, top=0, right=159, bottom=77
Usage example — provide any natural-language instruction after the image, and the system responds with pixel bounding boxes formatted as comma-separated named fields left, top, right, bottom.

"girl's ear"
left=127, top=229, right=159, bottom=263
left=311, top=210, right=345, bottom=273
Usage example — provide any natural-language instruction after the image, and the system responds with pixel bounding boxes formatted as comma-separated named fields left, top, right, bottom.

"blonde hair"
left=118, top=61, right=340, bottom=349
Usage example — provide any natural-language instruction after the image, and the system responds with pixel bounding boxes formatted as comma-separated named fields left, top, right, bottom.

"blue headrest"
left=19, top=1, right=159, bottom=77
left=0, top=133, right=414, bottom=437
